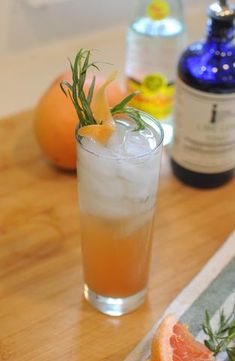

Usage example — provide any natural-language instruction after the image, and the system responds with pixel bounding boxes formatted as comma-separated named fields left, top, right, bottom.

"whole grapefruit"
left=34, top=71, right=125, bottom=170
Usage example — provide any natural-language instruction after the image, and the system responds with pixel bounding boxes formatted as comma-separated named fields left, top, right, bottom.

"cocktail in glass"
left=76, top=110, right=163, bottom=316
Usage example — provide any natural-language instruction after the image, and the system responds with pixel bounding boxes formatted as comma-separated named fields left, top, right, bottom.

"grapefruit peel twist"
left=60, top=49, right=145, bottom=144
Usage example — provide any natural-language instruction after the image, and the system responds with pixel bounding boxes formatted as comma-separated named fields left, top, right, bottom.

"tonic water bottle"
left=125, top=0, right=186, bottom=145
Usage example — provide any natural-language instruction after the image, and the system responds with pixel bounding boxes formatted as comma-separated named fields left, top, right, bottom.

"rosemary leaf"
left=227, top=347, right=235, bottom=361
left=202, top=306, right=235, bottom=359
left=111, top=106, right=145, bottom=131
left=60, top=80, right=73, bottom=94
left=87, top=75, right=96, bottom=105
left=111, top=92, right=139, bottom=113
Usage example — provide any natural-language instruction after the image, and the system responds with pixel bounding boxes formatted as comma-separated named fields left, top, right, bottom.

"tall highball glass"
left=76, top=109, right=163, bottom=316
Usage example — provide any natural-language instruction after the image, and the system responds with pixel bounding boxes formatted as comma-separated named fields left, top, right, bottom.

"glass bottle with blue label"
left=171, top=0, right=235, bottom=188
left=125, top=0, right=186, bottom=146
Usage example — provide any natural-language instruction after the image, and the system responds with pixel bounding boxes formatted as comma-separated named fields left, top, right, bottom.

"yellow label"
left=147, top=0, right=170, bottom=21
left=141, top=73, right=167, bottom=94
left=126, top=75, right=174, bottom=120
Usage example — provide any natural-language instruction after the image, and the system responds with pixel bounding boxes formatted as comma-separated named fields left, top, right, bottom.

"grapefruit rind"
left=79, top=71, right=118, bottom=144
left=91, top=70, right=117, bottom=126
left=151, top=315, right=175, bottom=361
left=77, top=124, right=115, bottom=145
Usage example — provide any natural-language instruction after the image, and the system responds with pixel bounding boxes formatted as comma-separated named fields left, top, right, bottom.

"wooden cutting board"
left=0, top=110, right=234, bottom=361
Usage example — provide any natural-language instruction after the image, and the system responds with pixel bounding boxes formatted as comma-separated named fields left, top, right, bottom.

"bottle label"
left=127, top=74, right=175, bottom=120
left=171, top=78, right=235, bottom=173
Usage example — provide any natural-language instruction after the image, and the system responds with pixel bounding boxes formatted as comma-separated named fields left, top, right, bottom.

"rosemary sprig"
left=60, top=48, right=145, bottom=131
left=111, top=93, right=145, bottom=131
left=60, top=49, right=98, bottom=126
left=202, top=306, right=235, bottom=361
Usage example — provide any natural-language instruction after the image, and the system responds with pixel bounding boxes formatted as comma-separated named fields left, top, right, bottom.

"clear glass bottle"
left=171, top=0, right=235, bottom=188
left=125, top=0, right=186, bottom=146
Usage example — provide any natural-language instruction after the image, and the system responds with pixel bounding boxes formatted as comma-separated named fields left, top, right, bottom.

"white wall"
left=0, top=0, right=217, bottom=55
left=0, top=0, right=137, bottom=54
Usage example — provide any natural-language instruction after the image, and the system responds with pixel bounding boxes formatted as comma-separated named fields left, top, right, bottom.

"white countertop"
left=0, top=4, right=208, bottom=118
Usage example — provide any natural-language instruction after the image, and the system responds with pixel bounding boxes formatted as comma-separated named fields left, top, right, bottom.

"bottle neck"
left=206, top=18, right=234, bottom=43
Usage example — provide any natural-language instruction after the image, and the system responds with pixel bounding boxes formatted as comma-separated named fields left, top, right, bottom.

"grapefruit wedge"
left=78, top=71, right=117, bottom=144
left=150, top=315, right=214, bottom=361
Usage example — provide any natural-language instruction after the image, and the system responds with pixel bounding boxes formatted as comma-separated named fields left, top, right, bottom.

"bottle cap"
left=208, top=0, right=235, bottom=20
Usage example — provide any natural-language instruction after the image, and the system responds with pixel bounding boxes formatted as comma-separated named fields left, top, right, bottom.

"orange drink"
left=76, top=111, right=163, bottom=315
left=80, top=213, right=154, bottom=298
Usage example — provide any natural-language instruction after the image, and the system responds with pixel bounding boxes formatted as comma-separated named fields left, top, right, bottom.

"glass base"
left=84, top=284, right=147, bottom=316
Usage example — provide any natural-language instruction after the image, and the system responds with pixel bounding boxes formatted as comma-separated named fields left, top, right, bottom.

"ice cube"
left=106, top=122, right=130, bottom=152
left=77, top=120, right=162, bottom=220
left=123, top=127, right=157, bottom=157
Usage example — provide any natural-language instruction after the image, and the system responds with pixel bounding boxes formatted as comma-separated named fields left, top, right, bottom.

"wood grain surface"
left=0, top=110, right=234, bottom=361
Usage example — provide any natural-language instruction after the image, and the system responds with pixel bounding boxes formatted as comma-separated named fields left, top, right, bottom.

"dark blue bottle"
left=171, top=0, right=235, bottom=188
